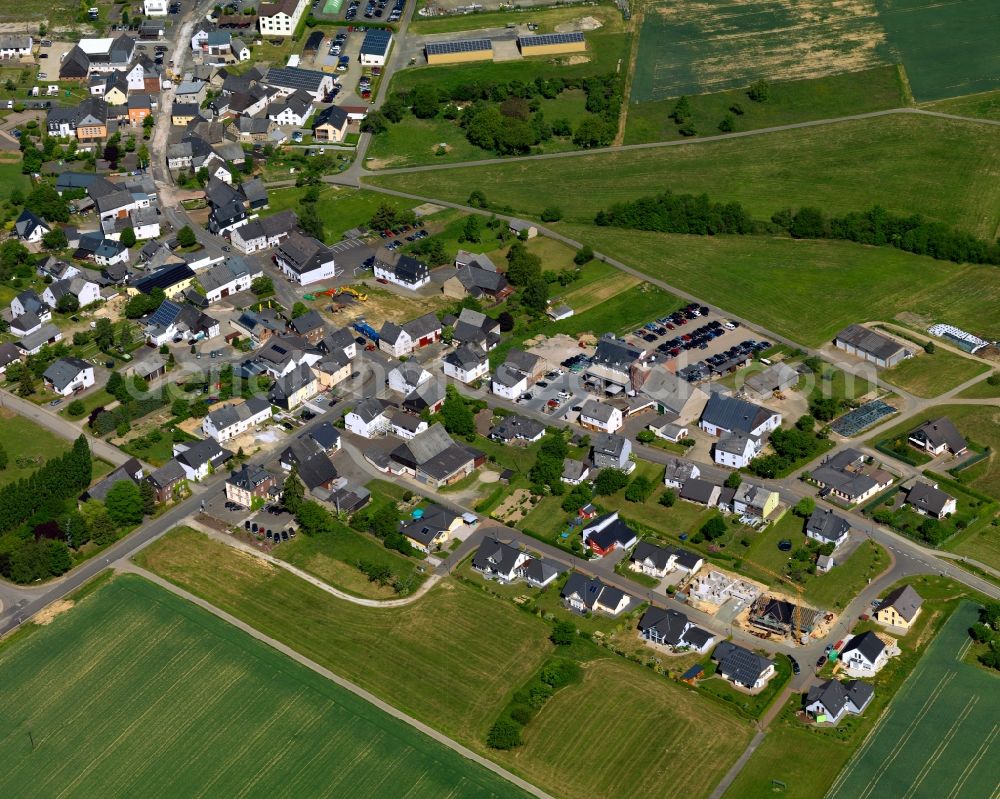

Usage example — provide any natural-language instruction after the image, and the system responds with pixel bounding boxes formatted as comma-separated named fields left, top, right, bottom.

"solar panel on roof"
left=361, top=28, right=392, bottom=54
left=519, top=31, right=585, bottom=46
left=426, top=39, right=492, bottom=55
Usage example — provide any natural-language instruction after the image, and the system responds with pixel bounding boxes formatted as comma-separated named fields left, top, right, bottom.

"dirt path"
left=614, top=1, right=646, bottom=147
left=117, top=560, right=554, bottom=799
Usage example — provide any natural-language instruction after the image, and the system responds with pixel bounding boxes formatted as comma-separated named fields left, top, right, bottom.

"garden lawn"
left=274, top=528, right=428, bottom=599
left=136, top=527, right=550, bottom=746
left=0, top=409, right=72, bottom=488
left=370, top=114, right=1000, bottom=240
left=261, top=185, right=419, bottom=243
left=0, top=574, right=530, bottom=799
left=0, top=156, right=28, bottom=200
left=499, top=658, right=753, bottom=799
left=881, top=348, right=988, bottom=398
left=58, top=388, right=115, bottom=419
left=625, top=66, right=907, bottom=144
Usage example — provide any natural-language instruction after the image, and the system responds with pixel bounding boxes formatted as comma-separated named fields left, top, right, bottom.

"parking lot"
left=316, top=0, right=405, bottom=25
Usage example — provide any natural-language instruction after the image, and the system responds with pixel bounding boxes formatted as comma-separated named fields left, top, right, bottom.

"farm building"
left=360, top=29, right=392, bottom=66
left=834, top=324, right=912, bottom=368
left=517, top=31, right=585, bottom=56
left=425, top=39, right=493, bottom=65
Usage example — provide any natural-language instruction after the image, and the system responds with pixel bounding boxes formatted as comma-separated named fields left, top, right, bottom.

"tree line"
left=594, top=189, right=1000, bottom=266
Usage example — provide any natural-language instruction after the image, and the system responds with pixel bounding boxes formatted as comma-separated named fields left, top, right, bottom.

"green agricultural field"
left=136, top=527, right=753, bottom=799
left=925, top=89, right=1000, bottom=122
left=370, top=114, right=1000, bottom=240
left=496, top=658, right=753, bottom=799
left=367, top=115, right=494, bottom=169
left=874, top=0, right=1000, bottom=100
left=0, top=574, right=529, bottom=799
left=625, top=66, right=907, bottom=144
left=261, top=185, right=419, bottom=243
left=880, top=348, right=989, bottom=398
left=0, top=409, right=72, bottom=488
left=631, top=0, right=889, bottom=101
left=551, top=225, right=1000, bottom=347
left=828, top=602, right=999, bottom=799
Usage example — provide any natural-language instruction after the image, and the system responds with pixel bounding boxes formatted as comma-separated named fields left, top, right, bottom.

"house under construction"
left=749, top=596, right=820, bottom=636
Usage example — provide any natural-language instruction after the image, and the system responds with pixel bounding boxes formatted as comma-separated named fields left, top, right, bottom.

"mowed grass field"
left=0, top=409, right=73, bottom=489
left=631, top=0, right=888, bottom=101
left=136, top=527, right=751, bottom=799
left=261, top=186, right=419, bottom=243
left=497, top=659, right=753, bottom=799
left=874, top=0, right=1000, bottom=101
left=556, top=225, right=1000, bottom=346
left=828, top=602, right=1000, bottom=799
left=925, top=89, right=1000, bottom=122
left=0, top=575, right=530, bottom=799
left=624, top=66, right=907, bottom=145
left=880, top=347, right=989, bottom=398
left=370, top=114, right=1000, bottom=240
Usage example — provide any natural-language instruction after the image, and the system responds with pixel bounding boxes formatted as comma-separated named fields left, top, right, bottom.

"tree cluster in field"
left=595, top=189, right=755, bottom=235
left=594, top=187, right=1000, bottom=265
left=436, top=384, right=480, bottom=440
left=969, top=602, right=1000, bottom=671
left=0, top=437, right=102, bottom=583
left=487, top=651, right=583, bottom=750
left=297, top=183, right=326, bottom=242
left=529, top=430, right=569, bottom=495
left=747, top=415, right=828, bottom=479
left=505, top=241, right=550, bottom=313
left=88, top=371, right=170, bottom=437
left=668, top=80, right=762, bottom=137
left=364, top=74, right=622, bottom=156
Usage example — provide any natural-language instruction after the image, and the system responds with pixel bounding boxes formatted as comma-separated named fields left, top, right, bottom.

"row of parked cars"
left=655, top=319, right=730, bottom=358
left=328, top=29, right=349, bottom=56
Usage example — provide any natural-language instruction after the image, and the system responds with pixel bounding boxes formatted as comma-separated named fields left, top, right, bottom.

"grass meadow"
left=0, top=409, right=73, bottom=488
left=0, top=574, right=530, bottom=799
left=136, top=527, right=753, bottom=799
left=369, top=114, right=1000, bottom=240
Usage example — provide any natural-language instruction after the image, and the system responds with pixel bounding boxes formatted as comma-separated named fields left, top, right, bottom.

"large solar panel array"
left=361, top=28, right=393, bottom=54
left=518, top=31, right=585, bottom=47
left=426, top=39, right=492, bottom=55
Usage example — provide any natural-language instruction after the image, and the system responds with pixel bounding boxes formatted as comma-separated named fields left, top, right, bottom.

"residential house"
left=0, top=343, right=24, bottom=376
left=12, top=289, right=49, bottom=320
left=225, top=464, right=278, bottom=508
left=345, top=398, right=391, bottom=438
left=171, top=103, right=200, bottom=127
left=700, top=393, right=781, bottom=439
left=452, top=308, right=500, bottom=351
left=239, top=178, right=269, bottom=211
left=287, top=309, right=326, bottom=344
left=403, top=312, right=442, bottom=351
left=267, top=89, right=313, bottom=126
left=662, top=457, right=699, bottom=489
left=14, top=209, right=50, bottom=242
left=388, top=408, right=428, bottom=440
left=443, top=259, right=512, bottom=303
left=378, top=322, right=411, bottom=358
left=561, top=573, right=630, bottom=616
left=42, top=357, right=95, bottom=396
left=679, top=478, right=722, bottom=508
left=274, top=231, right=337, bottom=286
left=16, top=323, right=62, bottom=355
left=732, top=483, right=779, bottom=519
left=403, top=380, right=446, bottom=415
left=313, top=104, right=348, bottom=142
left=231, top=38, right=250, bottom=61
left=908, top=417, right=967, bottom=456
left=519, top=558, right=561, bottom=588
left=263, top=65, right=333, bottom=101
left=904, top=481, right=956, bottom=519
left=230, top=210, right=297, bottom=255
left=590, top=432, right=633, bottom=472
left=806, top=508, right=851, bottom=549
left=473, top=537, right=529, bottom=583
left=317, top=327, right=357, bottom=361
left=199, top=256, right=260, bottom=303
left=840, top=631, right=889, bottom=675
left=581, top=511, right=638, bottom=557
left=585, top=335, right=644, bottom=393
left=508, top=219, right=537, bottom=238
left=373, top=253, right=430, bottom=290
left=578, top=399, right=623, bottom=434
left=630, top=541, right=703, bottom=579
left=809, top=448, right=893, bottom=505
left=400, top=503, right=462, bottom=554
left=42, top=276, right=102, bottom=310
left=750, top=596, right=820, bottom=636
left=490, top=414, right=545, bottom=445
left=389, top=423, right=480, bottom=487
left=874, top=585, right=923, bottom=630
left=202, top=395, right=272, bottom=443
left=258, top=0, right=308, bottom=37
left=278, top=439, right=338, bottom=493
left=714, top=430, right=762, bottom=469
left=805, top=680, right=874, bottom=724
left=712, top=641, right=776, bottom=690
left=130, top=263, right=196, bottom=299
left=173, top=438, right=231, bottom=481
left=269, top=362, right=318, bottom=410
left=834, top=324, right=912, bottom=368
left=443, top=344, right=489, bottom=384
left=491, top=348, right=543, bottom=400
left=80, top=457, right=144, bottom=502
left=231, top=306, right=285, bottom=347
left=387, top=363, right=432, bottom=396
left=639, top=607, right=715, bottom=653
left=144, top=299, right=219, bottom=346
left=146, top=459, right=187, bottom=503
left=0, top=34, right=33, bottom=59
left=561, top=459, right=590, bottom=485
left=128, top=206, right=160, bottom=240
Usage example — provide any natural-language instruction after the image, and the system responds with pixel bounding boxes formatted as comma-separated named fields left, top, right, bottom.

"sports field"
left=0, top=575, right=529, bottom=799
left=827, top=601, right=1000, bottom=799
left=370, top=115, right=1000, bottom=240
left=874, top=0, right=1000, bottom=101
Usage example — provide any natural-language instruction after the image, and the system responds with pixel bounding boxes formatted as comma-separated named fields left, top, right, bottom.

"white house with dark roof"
left=15, top=209, right=50, bottom=243
left=231, top=210, right=297, bottom=255
left=662, top=457, right=699, bottom=489
left=561, top=573, right=630, bottom=616
left=714, top=430, right=762, bottom=469
left=42, top=357, right=95, bottom=396
left=345, top=398, right=391, bottom=438
left=805, top=680, right=874, bottom=724
left=712, top=641, right=776, bottom=689
left=806, top=507, right=851, bottom=548
left=700, top=393, right=781, bottom=439
left=578, top=398, right=623, bottom=434
left=630, top=541, right=703, bottom=579
left=202, top=395, right=272, bottom=443
left=639, top=606, right=714, bottom=653
left=258, top=0, right=308, bottom=37
left=388, top=408, right=428, bottom=440
left=388, top=362, right=432, bottom=396
left=473, top=537, right=529, bottom=583
left=590, top=432, right=633, bottom=472
left=904, top=481, right=956, bottom=519
left=908, top=417, right=967, bottom=456
left=274, top=231, right=337, bottom=286
left=840, top=631, right=889, bottom=676
left=173, top=438, right=231, bottom=481
left=373, top=253, right=430, bottom=290
left=443, top=344, right=489, bottom=384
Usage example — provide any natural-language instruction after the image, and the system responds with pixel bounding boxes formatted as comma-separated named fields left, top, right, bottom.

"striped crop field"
left=0, top=575, right=529, bottom=799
